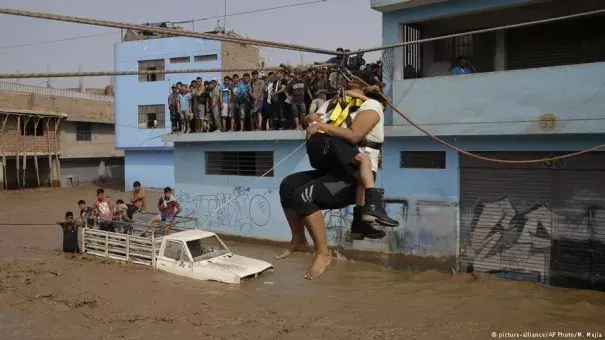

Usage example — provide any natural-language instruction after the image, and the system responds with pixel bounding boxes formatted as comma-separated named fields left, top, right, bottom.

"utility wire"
left=0, top=31, right=119, bottom=50
left=355, top=8, right=605, bottom=54
left=0, top=8, right=338, bottom=55
left=0, top=1, right=330, bottom=51
left=175, top=0, right=329, bottom=24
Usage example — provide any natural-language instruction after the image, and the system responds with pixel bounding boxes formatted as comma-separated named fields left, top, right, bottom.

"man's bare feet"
left=274, top=243, right=309, bottom=259
left=304, top=251, right=332, bottom=280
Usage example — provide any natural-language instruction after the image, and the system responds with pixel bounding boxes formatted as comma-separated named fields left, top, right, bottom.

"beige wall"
left=221, top=41, right=262, bottom=78
left=60, top=121, right=123, bottom=159
left=0, top=90, right=114, bottom=123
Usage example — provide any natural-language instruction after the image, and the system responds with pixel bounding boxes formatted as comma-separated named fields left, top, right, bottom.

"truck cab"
left=155, top=230, right=273, bottom=284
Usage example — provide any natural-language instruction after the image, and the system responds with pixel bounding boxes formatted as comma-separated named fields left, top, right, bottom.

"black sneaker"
left=362, top=188, right=399, bottom=227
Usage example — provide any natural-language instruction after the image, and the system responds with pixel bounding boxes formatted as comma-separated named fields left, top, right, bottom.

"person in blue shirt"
left=327, top=47, right=344, bottom=65
left=176, top=86, right=192, bottom=133
left=451, top=55, right=477, bottom=75
left=219, top=76, right=232, bottom=131
left=235, top=73, right=252, bottom=131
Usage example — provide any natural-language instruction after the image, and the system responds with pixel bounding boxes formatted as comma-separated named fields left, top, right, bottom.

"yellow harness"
left=322, top=96, right=365, bottom=130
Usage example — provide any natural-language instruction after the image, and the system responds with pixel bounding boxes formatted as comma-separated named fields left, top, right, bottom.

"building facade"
left=114, top=34, right=261, bottom=190
left=0, top=82, right=123, bottom=189
left=158, top=0, right=605, bottom=291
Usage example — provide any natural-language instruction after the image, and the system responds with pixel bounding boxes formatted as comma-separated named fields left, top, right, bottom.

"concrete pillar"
left=494, top=30, right=507, bottom=71
left=51, top=156, right=61, bottom=187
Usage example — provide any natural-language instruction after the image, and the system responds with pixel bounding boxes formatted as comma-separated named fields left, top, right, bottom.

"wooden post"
left=16, top=115, right=20, bottom=189
left=33, top=116, right=40, bottom=187
left=126, top=237, right=130, bottom=261
left=22, top=116, right=31, bottom=189
left=105, top=232, right=109, bottom=257
left=53, top=117, right=61, bottom=187
left=82, top=227, right=86, bottom=254
left=45, top=119, right=52, bottom=187
left=0, top=114, right=8, bottom=190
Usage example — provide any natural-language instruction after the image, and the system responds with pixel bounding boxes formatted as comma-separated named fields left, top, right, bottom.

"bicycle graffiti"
left=176, top=186, right=273, bottom=232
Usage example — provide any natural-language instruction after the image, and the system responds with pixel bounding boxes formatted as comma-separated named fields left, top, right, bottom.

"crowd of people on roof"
left=167, top=48, right=384, bottom=133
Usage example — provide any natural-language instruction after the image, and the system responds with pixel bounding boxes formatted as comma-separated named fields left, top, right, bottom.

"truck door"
left=156, top=240, right=193, bottom=278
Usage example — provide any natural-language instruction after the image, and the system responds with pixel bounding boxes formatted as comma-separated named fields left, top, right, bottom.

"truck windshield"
left=186, top=236, right=229, bottom=261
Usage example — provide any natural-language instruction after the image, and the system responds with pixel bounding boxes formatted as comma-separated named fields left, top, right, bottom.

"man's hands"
left=305, top=122, right=325, bottom=140
left=304, top=112, right=324, bottom=125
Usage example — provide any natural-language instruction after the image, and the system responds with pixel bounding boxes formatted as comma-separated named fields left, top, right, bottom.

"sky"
left=0, top=0, right=383, bottom=89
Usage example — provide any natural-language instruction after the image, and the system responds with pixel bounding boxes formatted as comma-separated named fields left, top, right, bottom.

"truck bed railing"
left=83, top=228, right=160, bottom=266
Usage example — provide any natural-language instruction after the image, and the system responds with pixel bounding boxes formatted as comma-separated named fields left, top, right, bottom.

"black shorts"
left=126, top=204, right=139, bottom=219
left=99, top=221, right=115, bottom=232
left=280, top=170, right=358, bottom=216
left=306, top=133, right=359, bottom=176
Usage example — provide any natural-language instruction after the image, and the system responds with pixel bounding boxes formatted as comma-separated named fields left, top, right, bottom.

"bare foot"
left=304, top=252, right=332, bottom=280
left=274, top=244, right=309, bottom=259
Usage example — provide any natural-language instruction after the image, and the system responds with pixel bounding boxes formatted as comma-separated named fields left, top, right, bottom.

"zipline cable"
left=0, top=8, right=339, bottom=55
left=349, top=74, right=605, bottom=164
left=354, top=8, right=605, bottom=54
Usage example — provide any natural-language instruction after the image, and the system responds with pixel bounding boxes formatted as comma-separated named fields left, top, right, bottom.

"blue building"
left=114, top=31, right=260, bottom=190
left=160, top=0, right=605, bottom=290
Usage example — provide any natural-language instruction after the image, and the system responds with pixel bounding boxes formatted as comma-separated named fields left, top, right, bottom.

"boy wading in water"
left=57, top=211, right=82, bottom=253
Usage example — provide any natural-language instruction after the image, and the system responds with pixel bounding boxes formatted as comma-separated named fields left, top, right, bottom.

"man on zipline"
left=277, top=70, right=397, bottom=279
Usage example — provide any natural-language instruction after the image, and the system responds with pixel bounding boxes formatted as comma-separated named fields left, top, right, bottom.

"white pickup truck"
left=82, top=228, right=274, bottom=284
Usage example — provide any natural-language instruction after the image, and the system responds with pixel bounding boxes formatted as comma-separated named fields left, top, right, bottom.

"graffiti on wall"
left=176, top=186, right=272, bottom=232
left=463, top=196, right=605, bottom=283
left=463, top=197, right=552, bottom=282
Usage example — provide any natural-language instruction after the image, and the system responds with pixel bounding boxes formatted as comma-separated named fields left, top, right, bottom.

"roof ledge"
left=371, top=0, right=449, bottom=13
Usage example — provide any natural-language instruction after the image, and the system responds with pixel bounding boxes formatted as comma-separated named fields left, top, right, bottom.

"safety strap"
left=358, top=139, right=382, bottom=151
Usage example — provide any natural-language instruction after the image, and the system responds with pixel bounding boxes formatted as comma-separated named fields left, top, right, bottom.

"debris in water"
left=264, top=281, right=274, bottom=285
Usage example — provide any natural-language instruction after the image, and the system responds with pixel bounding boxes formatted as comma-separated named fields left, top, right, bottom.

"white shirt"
left=314, top=99, right=384, bottom=172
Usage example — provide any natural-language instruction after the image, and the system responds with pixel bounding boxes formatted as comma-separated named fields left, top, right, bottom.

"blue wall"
left=388, top=62, right=605, bottom=136
left=172, top=137, right=460, bottom=267
left=124, top=150, right=174, bottom=190
left=171, top=133, right=605, bottom=269
left=114, top=37, right=222, bottom=150
left=115, top=36, right=224, bottom=189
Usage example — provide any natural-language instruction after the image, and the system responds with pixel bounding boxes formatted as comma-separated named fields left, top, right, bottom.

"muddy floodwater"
left=1, top=187, right=605, bottom=339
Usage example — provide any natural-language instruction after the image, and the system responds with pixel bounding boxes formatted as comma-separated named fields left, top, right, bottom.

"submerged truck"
left=82, top=225, right=274, bottom=284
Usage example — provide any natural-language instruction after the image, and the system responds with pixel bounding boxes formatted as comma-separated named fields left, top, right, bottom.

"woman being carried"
left=278, top=74, right=395, bottom=280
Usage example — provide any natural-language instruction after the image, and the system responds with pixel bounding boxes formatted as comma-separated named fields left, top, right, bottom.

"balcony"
left=388, top=61, right=605, bottom=136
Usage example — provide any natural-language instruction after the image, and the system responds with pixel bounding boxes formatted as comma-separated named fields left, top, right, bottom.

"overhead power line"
left=175, top=0, right=329, bottom=24
left=0, top=1, right=328, bottom=51
left=0, top=3, right=337, bottom=54
left=0, top=31, right=119, bottom=50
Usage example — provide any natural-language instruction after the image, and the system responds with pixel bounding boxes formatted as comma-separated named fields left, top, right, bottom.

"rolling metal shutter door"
left=460, top=152, right=605, bottom=290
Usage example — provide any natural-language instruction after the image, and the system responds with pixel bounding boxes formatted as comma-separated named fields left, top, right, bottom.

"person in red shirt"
left=93, top=188, right=117, bottom=232
left=146, top=187, right=182, bottom=235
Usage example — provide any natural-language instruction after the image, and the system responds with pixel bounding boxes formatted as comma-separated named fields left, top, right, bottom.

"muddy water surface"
left=1, top=187, right=604, bottom=339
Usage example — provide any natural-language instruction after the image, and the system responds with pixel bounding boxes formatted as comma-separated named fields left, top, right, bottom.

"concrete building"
left=0, top=81, right=124, bottom=188
left=160, top=0, right=605, bottom=291
left=114, top=31, right=261, bottom=190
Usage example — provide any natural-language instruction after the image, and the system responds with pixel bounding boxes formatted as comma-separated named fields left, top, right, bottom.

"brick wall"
left=221, top=41, right=262, bottom=78
left=0, top=114, right=60, bottom=156
left=0, top=90, right=114, bottom=123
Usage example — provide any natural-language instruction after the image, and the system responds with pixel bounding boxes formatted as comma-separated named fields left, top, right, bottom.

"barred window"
left=75, top=122, right=92, bottom=141
left=401, top=151, right=446, bottom=169
left=434, top=34, right=474, bottom=63
left=137, top=105, right=166, bottom=129
left=138, top=59, right=165, bottom=82
left=205, top=151, right=274, bottom=177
